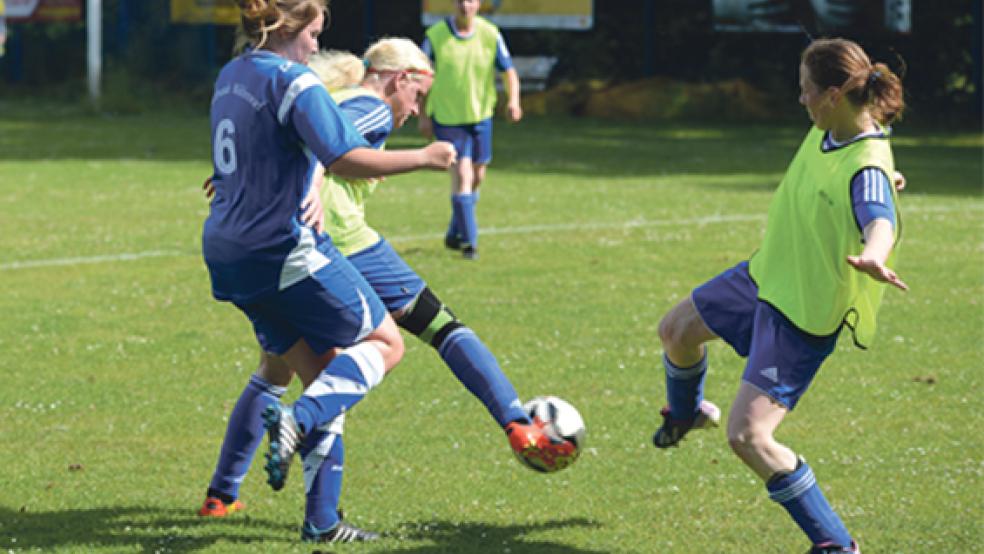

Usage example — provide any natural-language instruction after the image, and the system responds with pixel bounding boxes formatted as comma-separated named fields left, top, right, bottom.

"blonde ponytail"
left=309, top=50, right=366, bottom=91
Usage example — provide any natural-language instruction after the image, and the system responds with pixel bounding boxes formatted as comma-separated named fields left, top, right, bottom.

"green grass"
left=1, top=102, right=982, bottom=553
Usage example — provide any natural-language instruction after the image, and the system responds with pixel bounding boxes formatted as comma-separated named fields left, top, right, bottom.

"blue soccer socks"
left=768, top=458, right=854, bottom=549
left=452, top=193, right=479, bottom=249
left=208, top=374, right=286, bottom=501
left=292, top=343, right=386, bottom=435
left=438, top=326, right=529, bottom=427
left=445, top=195, right=463, bottom=248
left=302, top=430, right=345, bottom=531
left=663, top=352, right=708, bottom=421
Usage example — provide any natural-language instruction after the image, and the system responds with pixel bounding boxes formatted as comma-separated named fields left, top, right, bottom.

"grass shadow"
left=382, top=517, right=607, bottom=554
left=0, top=504, right=295, bottom=552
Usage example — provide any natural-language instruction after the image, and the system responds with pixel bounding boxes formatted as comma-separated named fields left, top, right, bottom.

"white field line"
left=0, top=204, right=977, bottom=272
left=0, top=250, right=180, bottom=271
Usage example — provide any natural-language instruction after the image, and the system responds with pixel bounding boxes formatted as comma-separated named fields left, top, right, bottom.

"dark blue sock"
left=438, top=327, right=528, bottom=426
left=768, top=459, right=853, bottom=548
left=455, top=193, right=478, bottom=248
left=446, top=195, right=461, bottom=241
left=664, top=353, right=707, bottom=420
left=302, top=431, right=344, bottom=531
left=292, top=346, right=382, bottom=435
left=208, top=375, right=286, bottom=500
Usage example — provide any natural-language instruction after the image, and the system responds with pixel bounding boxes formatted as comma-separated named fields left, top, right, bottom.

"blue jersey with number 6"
left=203, top=49, right=368, bottom=304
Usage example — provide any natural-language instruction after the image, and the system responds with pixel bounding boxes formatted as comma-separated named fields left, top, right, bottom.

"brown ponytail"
left=236, top=0, right=326, bottom=51
left=802, top=38, right=905, bottom=125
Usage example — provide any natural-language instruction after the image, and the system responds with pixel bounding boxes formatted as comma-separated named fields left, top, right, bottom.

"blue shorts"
left=692, top=261, right=839, bottom=410
left=347, top=237, right=426, bottom=313
left=236, top=244, right=387, bottom=356
left=433, top=118, right=493, bottom=165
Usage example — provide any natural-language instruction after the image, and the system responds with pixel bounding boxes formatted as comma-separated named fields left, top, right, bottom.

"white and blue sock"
left=292, top=343, right=385, bottom=435
left=208, top=374, right=286, bottom=501
left=302, top=428, right=345, bottom=532
left=767, top=459, right=853, bottom=548
left=664, top=353, right=707, bottom=421
left=437, top=327, right=529, bottom=426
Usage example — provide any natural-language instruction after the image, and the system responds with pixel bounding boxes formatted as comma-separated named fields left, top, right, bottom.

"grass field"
left=0, top=101, right=982, bottom=553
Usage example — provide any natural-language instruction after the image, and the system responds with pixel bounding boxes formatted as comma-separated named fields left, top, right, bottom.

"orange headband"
left=366, top=67, right=434, bottom=78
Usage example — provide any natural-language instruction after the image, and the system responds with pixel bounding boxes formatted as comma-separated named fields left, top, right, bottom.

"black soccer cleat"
left=652, top=400, right=721, bottom=449
left=444, top=234, right=463, bottom=251
left=302, top=519, right=381, bottom=543
left=807, top=540, right=860, bottom=553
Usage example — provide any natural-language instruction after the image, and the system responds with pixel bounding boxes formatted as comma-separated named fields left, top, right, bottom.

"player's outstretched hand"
left=423, top=141, right=457, bottom=170
left=893, top=170, right=906, bottom=192
left=846, top=255, right=908, bottom=291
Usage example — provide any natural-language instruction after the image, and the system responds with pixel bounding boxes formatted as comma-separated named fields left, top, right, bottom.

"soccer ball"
left=516, top=396, right=586, bottom=473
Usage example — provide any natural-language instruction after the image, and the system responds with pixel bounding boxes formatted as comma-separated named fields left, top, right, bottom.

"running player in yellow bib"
left=420, top=0, right=522, bottom=259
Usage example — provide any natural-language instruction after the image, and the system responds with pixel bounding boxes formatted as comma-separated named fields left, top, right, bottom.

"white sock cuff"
left=343, top=342, right=386, bottom=389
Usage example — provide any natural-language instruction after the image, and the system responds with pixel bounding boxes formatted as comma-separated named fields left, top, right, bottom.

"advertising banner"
left=422, top=0, right=593, bottom=30
left=712, top=0, right=911, bottom=34
left=170, top=0, right=239, bottom=25
left=6, top=0, right=82, bottom=21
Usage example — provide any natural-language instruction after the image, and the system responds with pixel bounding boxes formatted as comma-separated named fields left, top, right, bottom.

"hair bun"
left=238, top=0, right=267, bottom=16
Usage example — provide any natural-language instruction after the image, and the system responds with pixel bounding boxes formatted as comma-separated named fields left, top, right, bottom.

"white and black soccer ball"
left=516, top=396, right=586, bottom=473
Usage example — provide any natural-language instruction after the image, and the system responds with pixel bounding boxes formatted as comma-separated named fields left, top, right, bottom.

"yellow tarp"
left=170, top=0, right=239, bottom=25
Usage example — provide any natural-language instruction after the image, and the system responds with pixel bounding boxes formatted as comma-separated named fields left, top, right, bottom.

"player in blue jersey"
left=202, top=0, right=455, bottom=544
left=419, top=0, right=522, bottom=259
left=651, top=38, right=907, bottom=553
left=198, top=37, right=574, bottom=530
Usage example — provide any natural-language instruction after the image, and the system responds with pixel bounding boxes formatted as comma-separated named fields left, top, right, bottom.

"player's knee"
left=383, top=331, right=404, bottom=372
left=727, top=426, right=769, bottom=458
left=658, top=311, right=689, bottom=349
left=659, top=305, right=703, bottom=352
left=474, top=166, right=486, bottom=188
left=256, top=350, right=293, bottom=387
left=395, top=287, right=463, bottom=350
left=372, top=316, right=405, bottom=372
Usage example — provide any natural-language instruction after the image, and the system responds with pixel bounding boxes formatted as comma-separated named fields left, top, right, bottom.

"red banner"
left=6, top=0, right=83, bottom=22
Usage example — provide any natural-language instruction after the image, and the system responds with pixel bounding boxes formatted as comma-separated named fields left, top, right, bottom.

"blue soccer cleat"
left=261, top=403, right=302, bottom=491
left=652, top=399, right=721, bottom=449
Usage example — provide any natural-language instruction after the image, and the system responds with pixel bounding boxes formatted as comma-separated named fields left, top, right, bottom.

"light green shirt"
left=425, top=16, right=501, bottom=125
left=749, top=126, right=898, bottom=347
left=322, top=87, right=384, bottom=256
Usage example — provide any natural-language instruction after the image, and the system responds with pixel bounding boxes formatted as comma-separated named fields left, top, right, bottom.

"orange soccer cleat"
left=197, top=497, right=245, bottom=517
left=505, top=419, right=579, bottom=473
